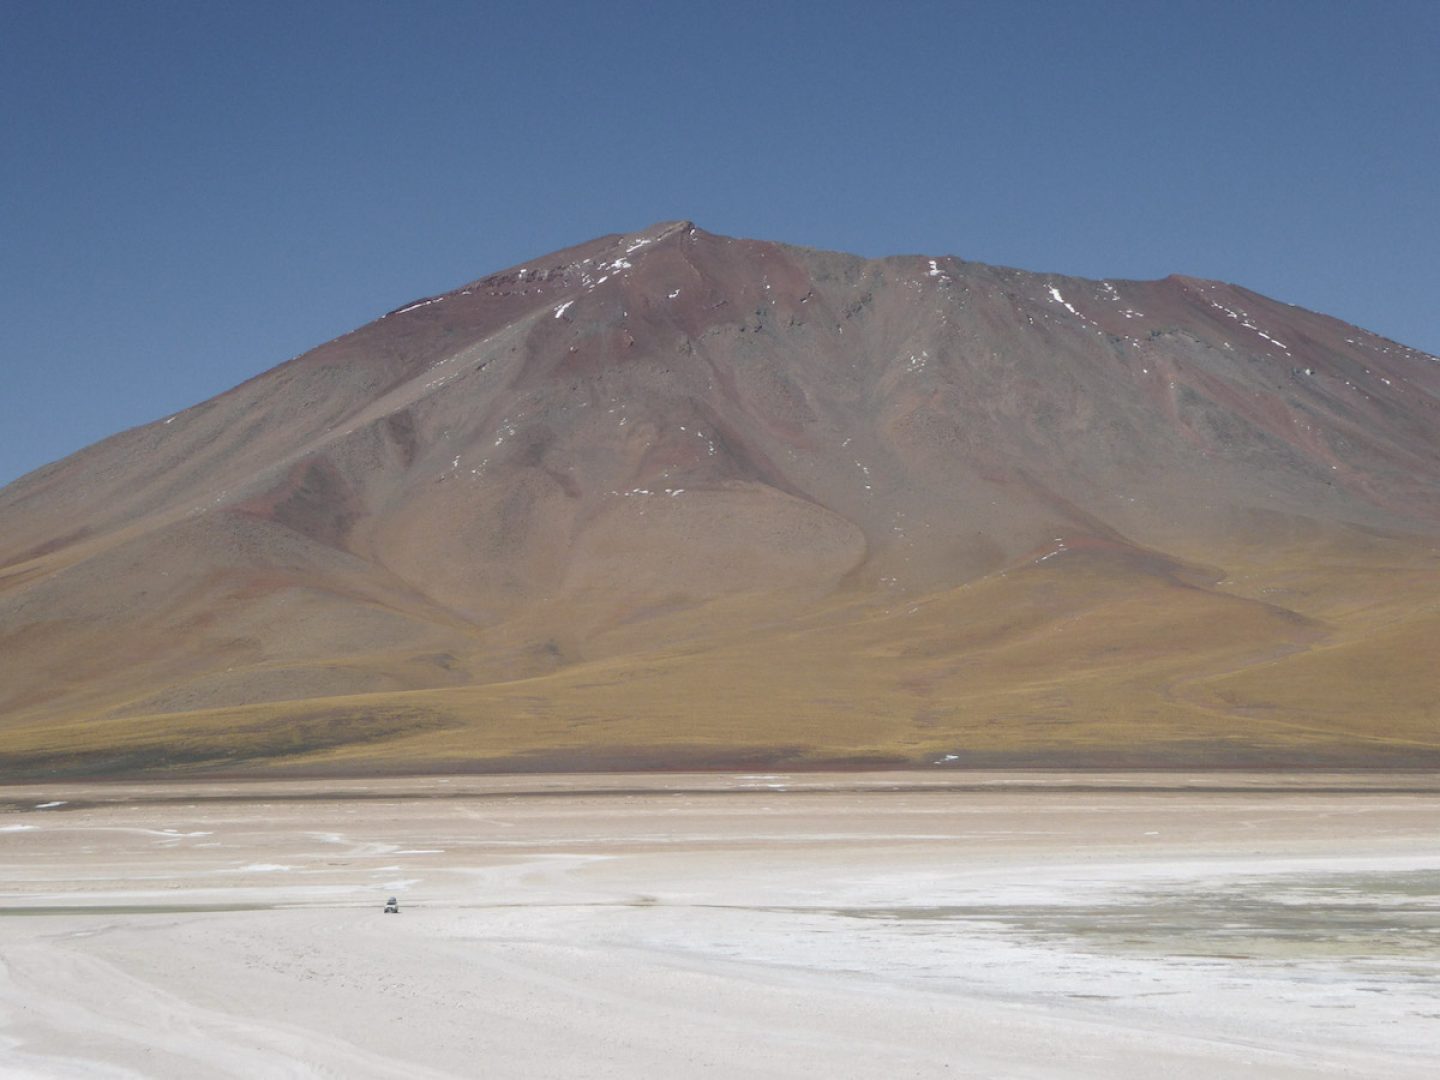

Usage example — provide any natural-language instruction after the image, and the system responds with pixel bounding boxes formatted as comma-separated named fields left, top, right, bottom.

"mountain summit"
left=3, top=223, right=1438, bottom=776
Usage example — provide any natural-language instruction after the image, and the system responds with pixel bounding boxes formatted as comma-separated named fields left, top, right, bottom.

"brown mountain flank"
left=2, top=222, right=1437, bottom=777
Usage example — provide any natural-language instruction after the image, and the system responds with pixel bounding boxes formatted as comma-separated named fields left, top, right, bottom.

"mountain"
left=2, top=221, right=1438, bottom=777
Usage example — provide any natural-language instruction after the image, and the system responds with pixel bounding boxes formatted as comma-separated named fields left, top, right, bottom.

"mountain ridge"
left=2, top=222, right=1437, bottom=777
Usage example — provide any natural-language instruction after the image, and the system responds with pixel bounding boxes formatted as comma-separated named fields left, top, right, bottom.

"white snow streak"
left=392, top=297, right=444, bottom=316
left=1047, top=286, right=1079, bottom=316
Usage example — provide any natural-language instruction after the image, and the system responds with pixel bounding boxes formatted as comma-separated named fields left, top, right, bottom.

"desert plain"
left=0, top=771, right=1436, bottom=1078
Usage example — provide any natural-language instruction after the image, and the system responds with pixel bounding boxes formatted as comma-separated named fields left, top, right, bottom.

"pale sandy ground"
left=0, top=772, right=1437, bottom=1078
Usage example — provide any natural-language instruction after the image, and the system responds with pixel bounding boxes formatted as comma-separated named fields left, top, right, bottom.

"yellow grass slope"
left=6, top=541, right=1434, bottom=776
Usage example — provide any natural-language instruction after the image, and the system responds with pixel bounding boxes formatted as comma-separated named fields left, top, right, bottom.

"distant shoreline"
left=4, top=768, right=1438, bottom=807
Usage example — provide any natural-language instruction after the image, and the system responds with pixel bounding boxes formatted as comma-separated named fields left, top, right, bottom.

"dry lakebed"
left=1, top=771, right=1436, bottom=1078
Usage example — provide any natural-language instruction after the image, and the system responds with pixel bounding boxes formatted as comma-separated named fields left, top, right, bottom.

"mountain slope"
left=2, top=222, right=1437, bottom=776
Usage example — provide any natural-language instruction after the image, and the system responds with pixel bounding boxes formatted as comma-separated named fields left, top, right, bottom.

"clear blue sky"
left=3, top=0, right=1437, bottom=487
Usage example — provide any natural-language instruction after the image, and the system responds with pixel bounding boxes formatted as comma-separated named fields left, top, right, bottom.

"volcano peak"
left=2, top=225, right=1437, bottom=777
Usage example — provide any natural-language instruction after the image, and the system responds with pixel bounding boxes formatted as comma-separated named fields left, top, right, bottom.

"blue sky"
left=3, top=1, right=1437, bottom=487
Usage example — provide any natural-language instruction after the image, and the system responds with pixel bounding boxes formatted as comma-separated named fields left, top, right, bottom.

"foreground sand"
left=1, top=772, right=1437, bottom=1078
